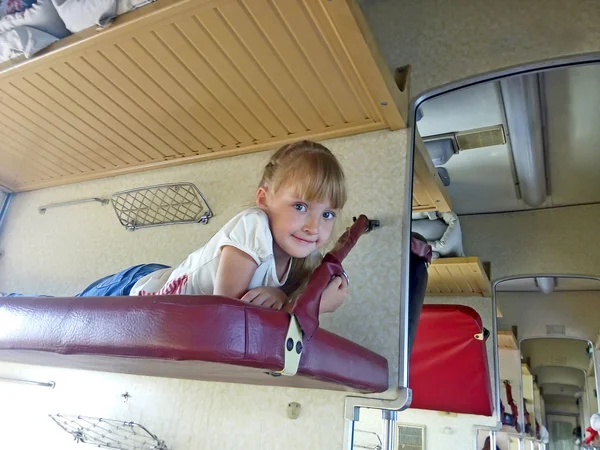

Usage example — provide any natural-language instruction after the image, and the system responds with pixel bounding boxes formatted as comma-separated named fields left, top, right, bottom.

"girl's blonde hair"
left=259, top=140, right=347, bottom=299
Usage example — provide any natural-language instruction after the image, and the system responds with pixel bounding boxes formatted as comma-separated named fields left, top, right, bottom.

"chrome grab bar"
left=0, top=375, right=55, bottom=388
left=38, top=197, right=109, bottom=214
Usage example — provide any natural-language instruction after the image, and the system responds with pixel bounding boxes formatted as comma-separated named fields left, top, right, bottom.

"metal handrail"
left=0, top=376, right=55, bottom=388
left=38, top=197, right=109, bottom=214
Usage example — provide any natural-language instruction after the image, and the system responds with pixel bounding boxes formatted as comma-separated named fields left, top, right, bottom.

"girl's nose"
left=303, top=215, right=319, bottom=234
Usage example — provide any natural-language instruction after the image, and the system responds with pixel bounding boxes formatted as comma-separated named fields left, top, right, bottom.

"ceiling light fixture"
left=500, top=74, right=548, bottom=207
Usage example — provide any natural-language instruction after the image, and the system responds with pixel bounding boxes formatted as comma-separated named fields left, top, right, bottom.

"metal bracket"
left=344, top=387, right=413, bottom=421
left=287, top=402, right=301, bottom=419
left=353, top=216, right=380, bottom=232
left=475, top=327, right=490, bottom=340
left=273, top=315, right=303, bottom=376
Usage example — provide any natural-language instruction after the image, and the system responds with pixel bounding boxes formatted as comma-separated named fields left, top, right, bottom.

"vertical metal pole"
left=491, top=289, right=501, bottom=421
left=489, top=430, right=497, bottom=450
left=382, top=410, right=397, bottom=450
left=343, top=419, right=356, bottom=450
left=343, top=406, right=360, bottom=450
left=399, top=124, right=417, bottom=392
left=517, top=436, right=523, bottom=450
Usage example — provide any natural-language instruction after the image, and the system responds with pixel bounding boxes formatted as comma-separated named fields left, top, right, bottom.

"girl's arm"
left=214, top=246, right=258, bottom=299
left=215, top=246, right=288, bottom=309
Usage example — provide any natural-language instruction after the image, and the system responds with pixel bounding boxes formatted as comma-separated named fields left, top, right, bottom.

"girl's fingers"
left=242, top=289, right=287, bottom=309
left=241, top=290, right=258, bottom=303
left=263, top=297, right=277, bottom=308
left=339, top=275, right=349, bottom=290
left=252, top=294, right=267, bottom=306
left=329, top=276, right=343, bottom=289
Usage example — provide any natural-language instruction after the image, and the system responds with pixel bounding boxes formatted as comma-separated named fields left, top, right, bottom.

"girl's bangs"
left=276, top=156, right=346, bottom=209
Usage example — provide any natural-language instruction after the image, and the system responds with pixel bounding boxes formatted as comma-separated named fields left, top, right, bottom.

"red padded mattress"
left=0, top=294, right=388, bottom=393
left=409, top=304, right=493, bottom=416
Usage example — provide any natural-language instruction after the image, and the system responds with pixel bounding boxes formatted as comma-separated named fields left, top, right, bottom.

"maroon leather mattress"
left=0, top=294, right=388, bottom=392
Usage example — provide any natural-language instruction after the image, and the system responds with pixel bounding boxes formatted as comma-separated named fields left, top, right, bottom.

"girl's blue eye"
left=294, top=203, right=307, bottom=212
left=322, top=211, right=336, bottom=220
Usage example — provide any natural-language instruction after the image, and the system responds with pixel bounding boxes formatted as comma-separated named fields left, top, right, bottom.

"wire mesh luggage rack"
left=111, top=183, right=213, bottom=231
left=355, top=429, right=383, bottom=449
left=49, top=414, right=168, bottom=450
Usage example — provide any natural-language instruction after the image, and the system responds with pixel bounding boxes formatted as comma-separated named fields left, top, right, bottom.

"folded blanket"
left=51, top=0, right=117, bottom=33
left=0, top=25, right=58, bottom=61
left=0, top=0, right=68, bottom=36
left=0, top=0, right=69, bottom=63
left=0, top=0, right=37, bottom=17
left=0, top=0, right=154, bottom=63
left=51, top=0, right=154, bottom=33
left=412, top=211, right=464, bottom=260
left=117, top=0, right=153, bottom=16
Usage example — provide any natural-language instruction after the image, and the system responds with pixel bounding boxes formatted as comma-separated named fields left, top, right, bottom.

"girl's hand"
left=241, top=286, right=288, bottom=310
left=319, top=276, right=348, bottom=314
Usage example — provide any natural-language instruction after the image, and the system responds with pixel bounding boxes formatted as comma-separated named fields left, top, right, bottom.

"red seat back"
left=409, top=304, right=493, bottom=416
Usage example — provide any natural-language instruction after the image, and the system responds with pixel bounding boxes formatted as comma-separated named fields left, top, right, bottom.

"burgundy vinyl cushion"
left=409, top=304, right=493, bottom=416
left=0, top=295, right=388, bottom=393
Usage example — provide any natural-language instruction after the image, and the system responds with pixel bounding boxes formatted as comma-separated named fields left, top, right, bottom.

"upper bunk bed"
left=0, top=0, right=408, bottom=192
left=0, top=217, right=433, bottom=394
left=0, top=1, right=426, bottom=395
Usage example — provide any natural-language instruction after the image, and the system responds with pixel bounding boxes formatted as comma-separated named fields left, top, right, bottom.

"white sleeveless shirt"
left=130, top=208, right=291, bottom=296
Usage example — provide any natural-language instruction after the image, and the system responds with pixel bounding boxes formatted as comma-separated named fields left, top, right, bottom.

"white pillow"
left=51, top=0, right=118, bottom=33
left=0, top=0, right=69, bottom=37
left=0, top=26, right=59, bottom=62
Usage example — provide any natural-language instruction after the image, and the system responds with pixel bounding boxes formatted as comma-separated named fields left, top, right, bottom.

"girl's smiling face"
left=256, top=185, right=337, bottom=260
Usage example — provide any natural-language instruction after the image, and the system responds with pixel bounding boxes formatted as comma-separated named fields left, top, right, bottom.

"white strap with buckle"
left=275, top=315, right=303, bottom=376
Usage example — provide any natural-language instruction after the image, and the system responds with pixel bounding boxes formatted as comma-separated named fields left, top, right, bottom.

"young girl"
left=71, top=140, right=349, bottom=313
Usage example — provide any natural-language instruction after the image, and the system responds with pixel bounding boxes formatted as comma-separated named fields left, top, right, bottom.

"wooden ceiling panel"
left=0, top=0, right=406, bottom=192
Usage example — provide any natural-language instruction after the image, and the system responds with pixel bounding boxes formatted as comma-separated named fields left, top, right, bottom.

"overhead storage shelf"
left=412, top=134, right=452, bottom=213
left=426, top=257, right=492, bottom=297
left=0, top=0, right=407, bottom=192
